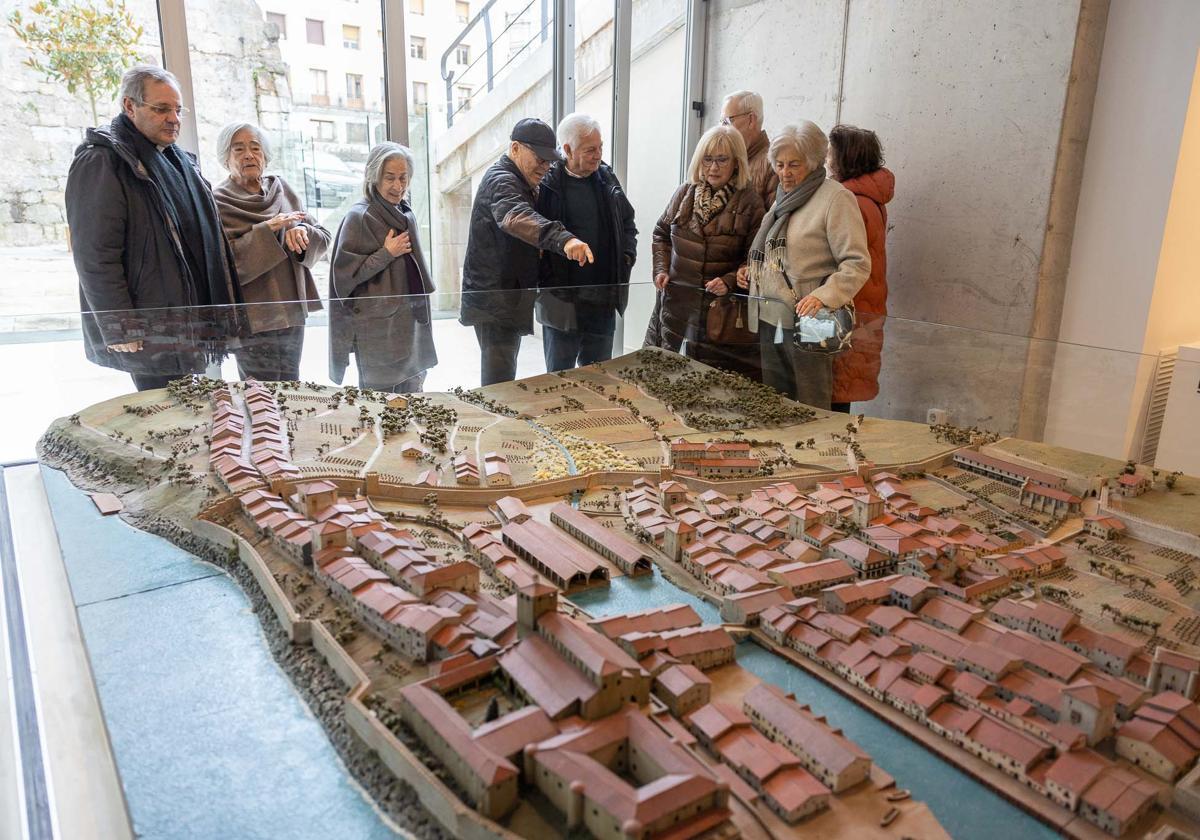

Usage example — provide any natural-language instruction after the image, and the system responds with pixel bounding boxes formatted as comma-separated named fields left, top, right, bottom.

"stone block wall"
left=0, top=0, right=287, bottom=246
left=701, top=0, right=1107, bottom=433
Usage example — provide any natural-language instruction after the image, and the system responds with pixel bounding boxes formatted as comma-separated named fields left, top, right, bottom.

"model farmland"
left=38, top=348, right=1200, bottom=840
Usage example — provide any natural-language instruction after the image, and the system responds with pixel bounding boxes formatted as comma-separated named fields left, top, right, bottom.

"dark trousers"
left=831, top=402, right=851, bottom=413
left=543, top=325, right=613, bottom=372
left=235, top=325, right=305, bottom=382
left=131, top=373, right=176, bottom=392
left=474, top=324, right=523, bottom=386
left=759, top=326, right=833, bottom=409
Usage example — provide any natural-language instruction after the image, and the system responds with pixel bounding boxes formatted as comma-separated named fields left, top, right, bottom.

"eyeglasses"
left=702, top=155, right=732, bottom=168
left=720, top=111, right=751, bottom=126
left=138, top=101, right=189, bottom=118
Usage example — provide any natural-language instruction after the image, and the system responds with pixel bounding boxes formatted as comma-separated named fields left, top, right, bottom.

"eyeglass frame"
left=701, top=155, right=733, bottom=168
left=134, top=100, right=190, bottom=118
left=720, top=111, right=753, bottom=126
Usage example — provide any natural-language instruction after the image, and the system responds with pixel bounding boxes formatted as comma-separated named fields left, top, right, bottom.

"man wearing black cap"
left=460, top=117, right=594, bottom=386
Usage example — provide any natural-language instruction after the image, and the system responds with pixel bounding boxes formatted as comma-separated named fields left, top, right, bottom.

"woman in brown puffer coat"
left=646, top=124, right=765, bottom=380
left=828, top=125, right=894, bottom=410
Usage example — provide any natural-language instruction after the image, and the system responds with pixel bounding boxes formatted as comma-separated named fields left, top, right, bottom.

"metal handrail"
left=439, top=0, right=550, bottom=127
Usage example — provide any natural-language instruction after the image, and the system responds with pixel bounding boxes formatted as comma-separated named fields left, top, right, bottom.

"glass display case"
left=3, top=283, right=1199, bottom=840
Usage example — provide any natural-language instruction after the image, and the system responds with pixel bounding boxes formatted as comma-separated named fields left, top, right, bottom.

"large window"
left=456, top=1, right=470, bottom=25
left=266, top=12, right=286, bottom=38
left=306, top=18, right=324, bottom=45
left=342, top=25, right=360, bottom=50
left=456, top=44, right=470, bottom=66
left=310, top=69, right=329, bottom=103
left=346, top=73, right=364, bottom=107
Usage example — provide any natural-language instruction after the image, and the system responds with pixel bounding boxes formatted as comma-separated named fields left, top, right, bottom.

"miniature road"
left=360, top=416, right=385, bottom=475
left=523, top=419, right=577, bottom=475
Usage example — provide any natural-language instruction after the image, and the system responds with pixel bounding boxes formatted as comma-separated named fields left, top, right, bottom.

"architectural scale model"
left=38, top=348, right=1200, bottom=840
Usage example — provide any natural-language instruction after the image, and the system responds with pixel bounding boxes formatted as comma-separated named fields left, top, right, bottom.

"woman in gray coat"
left=213, top=122, right=330, bottom=381
left=329, top=143, right=437, bottom=393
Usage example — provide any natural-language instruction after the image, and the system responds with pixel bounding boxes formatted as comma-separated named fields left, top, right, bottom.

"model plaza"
left=34, top=348, right=1200, bottom=840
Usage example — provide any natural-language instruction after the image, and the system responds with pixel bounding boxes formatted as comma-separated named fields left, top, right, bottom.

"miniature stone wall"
left=190, top=516, right=525, bottom=840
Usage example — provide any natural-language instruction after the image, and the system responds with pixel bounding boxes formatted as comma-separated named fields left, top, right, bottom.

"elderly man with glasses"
left=721, top=90, right=778, bottom=211
left=459, top=117, right=594, bottom=386
left=65, top=64, right=243, bottom=391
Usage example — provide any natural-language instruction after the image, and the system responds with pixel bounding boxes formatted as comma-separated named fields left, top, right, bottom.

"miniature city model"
left=39, top=348, right=1200, bottom=840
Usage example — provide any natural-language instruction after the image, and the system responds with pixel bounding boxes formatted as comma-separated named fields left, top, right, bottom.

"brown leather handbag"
left=705, top=294, right=758, bottom=346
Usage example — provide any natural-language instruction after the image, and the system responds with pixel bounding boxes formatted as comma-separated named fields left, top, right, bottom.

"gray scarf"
left=746, top=165, right=826, bottom=292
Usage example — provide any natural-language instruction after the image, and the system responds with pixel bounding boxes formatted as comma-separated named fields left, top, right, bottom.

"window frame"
left=305, top=17, right=325, bottom=45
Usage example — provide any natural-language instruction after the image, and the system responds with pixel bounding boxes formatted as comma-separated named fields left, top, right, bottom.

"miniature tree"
left=8, top=0, right=143, bottom=125
left=1165, top=471, right=1181, bottom=491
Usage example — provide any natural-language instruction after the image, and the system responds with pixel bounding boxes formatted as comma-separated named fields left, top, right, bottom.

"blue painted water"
left=41, top=466, right=399, bottom=840
left=570, top=569, right=1059, bottom=840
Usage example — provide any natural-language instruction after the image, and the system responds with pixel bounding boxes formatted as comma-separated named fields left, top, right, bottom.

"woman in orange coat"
left=827, top=125, right=894, bottom=412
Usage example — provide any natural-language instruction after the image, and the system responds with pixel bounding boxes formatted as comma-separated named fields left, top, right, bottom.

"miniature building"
left=492, top=495, right=532, bottom=524
left=1061, top=681, right=1118, bottom=746
left=721, top=587, right=790, bottom=624
left=1115, top=691, right=1200, bottom=781
left=652, top=663, right=712, bottom=717
left=1019, top=481, right=1082, bottom=516
left=953, top=449, right=1067, bottom=489
left=1113, top=472, right=1151, bottom=498
left=525, top=708, right=730, bottom=839
left=517, top=580, right=558, bottom=636
left=453, top=452, right=480, bottom=486
left=1147, top=647, right=1200, bottom=700
left=550, top=502, right=653, bottom=575
left=482, top=451, right=512, bottom=487
left=827, top=537, right=894, bottom=579
left=1084, top=514, right=1127, bottom=540
left=502, top=518, right=610, bottom=590
left=295, top=479, right=339, bottom=519
left=743, top=682, right=872, bottom=792
left=767, top=559, right=856, bottom=596
left=669, top=439, right=760, bottom=478
left=400, top=441, right=430, bottom=459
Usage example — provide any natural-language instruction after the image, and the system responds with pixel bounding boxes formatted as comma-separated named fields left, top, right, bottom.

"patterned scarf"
left=746, top=165, right=827, bottom=292
left=691, top=181, right=735, bottom=227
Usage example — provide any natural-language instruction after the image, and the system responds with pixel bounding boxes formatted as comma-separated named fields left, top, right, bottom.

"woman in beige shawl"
left=213, top=122, right=330, bottom=381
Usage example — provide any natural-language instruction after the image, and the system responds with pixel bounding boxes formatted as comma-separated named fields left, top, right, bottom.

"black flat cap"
left=510, top=118, right=562, bottom=162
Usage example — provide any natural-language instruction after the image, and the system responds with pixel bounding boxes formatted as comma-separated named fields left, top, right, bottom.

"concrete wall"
left=701, top=0, right=1105, bottom=433
left=1042, top=0, right=1200, bottom=459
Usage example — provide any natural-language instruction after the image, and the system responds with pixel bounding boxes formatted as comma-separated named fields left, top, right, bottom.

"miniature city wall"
left=191, top=517, right=525, bottom=840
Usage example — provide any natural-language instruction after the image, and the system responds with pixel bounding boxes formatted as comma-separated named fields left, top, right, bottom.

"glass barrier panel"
left=5, top=286, right=1197, bottom=479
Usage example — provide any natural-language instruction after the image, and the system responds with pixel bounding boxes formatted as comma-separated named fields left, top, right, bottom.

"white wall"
left=1042, top=0, right=1200, bottom=459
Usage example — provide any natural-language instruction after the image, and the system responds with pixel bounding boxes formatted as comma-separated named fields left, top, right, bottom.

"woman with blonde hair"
left=645, top=124, right=764, bottom=379
left=740, top=121, right=870, bottom=407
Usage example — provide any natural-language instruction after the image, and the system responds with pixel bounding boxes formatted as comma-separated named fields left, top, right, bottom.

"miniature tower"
left=517, top=581, right=558, bottom=637
left=852, top=492, right=884, bottom=529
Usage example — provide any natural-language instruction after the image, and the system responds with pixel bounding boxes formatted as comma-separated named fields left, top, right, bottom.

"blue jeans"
left=542, top=325, right=614, bottom=372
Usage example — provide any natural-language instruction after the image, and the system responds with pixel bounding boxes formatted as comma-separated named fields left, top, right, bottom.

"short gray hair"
left=363, top=142, right=416, bottom=199
left=722, top=90, right=764, bottom=124
left=119, top=64, right=180, bottom=104
left=769, top=121, right=828, bottom=172
left=557, top=112, right=601, bottom=150
left=215, top=122, right=272, bottom=170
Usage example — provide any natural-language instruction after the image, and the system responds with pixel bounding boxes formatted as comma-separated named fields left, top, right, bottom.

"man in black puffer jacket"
left=459, top=118, right=594, bottom=386
left=535, top=113, right=637, bottom=372
left=66, top=64, right=242, bottom=391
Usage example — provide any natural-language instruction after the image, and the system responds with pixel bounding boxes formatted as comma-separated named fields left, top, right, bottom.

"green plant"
left=9, top=0, right=144, bottom=125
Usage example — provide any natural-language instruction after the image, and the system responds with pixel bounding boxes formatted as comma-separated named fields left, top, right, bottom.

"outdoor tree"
left=9, top=0, right=145, bottom=125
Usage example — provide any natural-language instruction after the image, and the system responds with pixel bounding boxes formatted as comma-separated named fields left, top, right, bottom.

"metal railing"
left=439, top=0, right=550, bottom=127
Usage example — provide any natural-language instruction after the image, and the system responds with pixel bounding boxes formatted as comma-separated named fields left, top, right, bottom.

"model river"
left=570, top=568, right=1060, bottom=840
